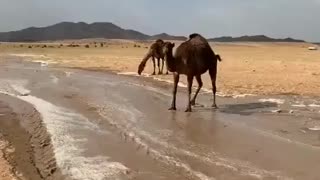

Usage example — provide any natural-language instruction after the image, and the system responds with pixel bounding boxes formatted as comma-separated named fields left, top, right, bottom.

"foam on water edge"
left=0, top=79, right=129, bottom=180
left=117, top=72, right=256, bottom=98
left=259, top=98, right=285, bottom=104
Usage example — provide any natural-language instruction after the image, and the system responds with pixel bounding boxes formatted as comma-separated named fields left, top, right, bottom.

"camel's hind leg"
left=163, top=59, right=169, bottom=74
left=209, top=66, right=218, bottom=108
left=151, top=57, right=156, bottom=75
left=185, top=75, right=194, bottom=112
left=190, top=75, right=203, bottom=106
left=157, top=58, right=162, bottom=74
left=169, top=73, right=179, bottom=110
left=160, top=58, right=165, bottom=74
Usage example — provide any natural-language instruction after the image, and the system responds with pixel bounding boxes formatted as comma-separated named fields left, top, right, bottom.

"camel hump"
left=155, top=39, right=164, bottom=44
left=189, top=33, right=201, bottom=39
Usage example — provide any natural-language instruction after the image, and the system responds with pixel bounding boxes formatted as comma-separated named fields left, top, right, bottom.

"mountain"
left=0, top=22, right=151, bottom=42
left=150, top=33, right=187, bottom=41
left=0, top=22, right=187, bottom=42
left=0, top=22, right=307, bottom=43
left=209, top=35, right=305, bottom=43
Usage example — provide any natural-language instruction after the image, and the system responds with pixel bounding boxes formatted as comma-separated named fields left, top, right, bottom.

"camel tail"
left=138, top=52, right=152, bottom=75
left=216, top=54, right=222, bottom=62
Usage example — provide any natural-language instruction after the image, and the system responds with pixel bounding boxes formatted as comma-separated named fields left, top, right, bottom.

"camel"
left=138, top=39, right=168, bottom=75
left=162, top=33, right=222, bottom=112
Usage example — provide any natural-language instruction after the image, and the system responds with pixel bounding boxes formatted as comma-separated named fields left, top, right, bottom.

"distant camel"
left=163, top=34, right=222, bottom=112
left=138, top=39, right=168, bottom=75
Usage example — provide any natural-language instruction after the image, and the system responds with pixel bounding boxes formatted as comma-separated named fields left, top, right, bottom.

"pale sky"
left=0, top=0, right=319, bottom=42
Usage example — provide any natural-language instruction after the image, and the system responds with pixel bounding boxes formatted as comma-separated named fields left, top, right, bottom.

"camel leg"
left=151, top=57, right=156, bottom=75
left=185, top=75, right=194, bottom=112
left=163, top=59, right=169, bottom=74
left=190, top=75, right=203, bottom=106
left=209, top=67, right=218, bottom=108
left=157, top=58, right=162, bottom=74
left=169, top=73, right=179, bottom=110
left=160, top=58, right=165, bottom=74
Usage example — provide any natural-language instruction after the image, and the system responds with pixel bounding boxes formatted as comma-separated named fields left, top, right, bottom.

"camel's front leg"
left=209, top=67, right=218, bottom=108
left=162, top=59, right=169, bottom=74
left=159, top=58, right=165, bottom=74
left=185, top=75, right=194, bottom=112
left=151, top=57, right=156, bottom=75
left=191, top=75, right=203, bottom=106
left=157, top=58, right=162, bottom=74
left=169, top=73, right=179, bottom=110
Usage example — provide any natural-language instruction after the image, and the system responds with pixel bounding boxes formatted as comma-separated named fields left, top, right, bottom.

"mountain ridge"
left=0, top=22, right=306, bottom=42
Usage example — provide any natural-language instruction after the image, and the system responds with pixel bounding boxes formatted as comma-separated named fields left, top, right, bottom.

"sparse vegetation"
left=67, top=44, right=80, bottom=47
left=85, top=44, right=90, bottom=48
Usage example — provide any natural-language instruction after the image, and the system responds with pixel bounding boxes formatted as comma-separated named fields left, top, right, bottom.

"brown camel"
left=163, top=33, right=222, bottom=112
left=138, top=39, right=168, bottom=75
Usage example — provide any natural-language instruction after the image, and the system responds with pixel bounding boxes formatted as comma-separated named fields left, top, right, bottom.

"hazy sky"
left=1, top=0, right=319, bottom=41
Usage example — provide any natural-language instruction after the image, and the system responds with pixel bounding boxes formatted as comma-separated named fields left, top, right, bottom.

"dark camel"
left=163, top=33, right=222, bottom=112
left=138, top=39, right=168, bottom=75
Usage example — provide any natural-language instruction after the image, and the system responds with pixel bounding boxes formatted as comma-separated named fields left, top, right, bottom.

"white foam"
left=308, top=127, right=320, bottom=131
left=259, top=98, right=285, bottom=104
left=309, top=104, right=320, bottom=108
left=0, top=80, right=129, bottom=180
left=118, top=71, right=255, bottom=98
left=65, top=71, right=73, bottom=77
left=117, top=71, right=146, bottom=77
left=292, top=104, right=307, bottom=108
left=9, top=53, right=47, bottom=58
left=50, top=75, right=59, bottom=84
left=232, top=94, right=256, bottom=98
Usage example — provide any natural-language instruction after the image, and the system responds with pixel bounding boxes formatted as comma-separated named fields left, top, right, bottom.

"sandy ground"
left=0, top=137, right=16, bottom=180
left=0, top=40, right=319, bottom=96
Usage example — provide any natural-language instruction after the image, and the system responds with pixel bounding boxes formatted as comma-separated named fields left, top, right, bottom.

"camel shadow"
left=219, top=102, right=277, bottom=115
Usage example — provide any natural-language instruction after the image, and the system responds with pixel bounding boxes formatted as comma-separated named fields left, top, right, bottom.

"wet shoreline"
left=0, top=94, right=65, bottom=180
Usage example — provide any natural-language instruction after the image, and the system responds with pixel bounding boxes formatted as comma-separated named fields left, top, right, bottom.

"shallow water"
left=0, top=59, right=319, bottom=179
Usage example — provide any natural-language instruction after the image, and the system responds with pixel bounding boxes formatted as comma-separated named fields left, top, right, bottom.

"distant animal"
left=162, top=33, right=222, bottom=112
left=138, top=39, right=168, bottom=75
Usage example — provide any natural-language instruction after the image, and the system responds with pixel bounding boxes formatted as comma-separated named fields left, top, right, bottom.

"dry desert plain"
left=0, top=39, right=319, bottom=96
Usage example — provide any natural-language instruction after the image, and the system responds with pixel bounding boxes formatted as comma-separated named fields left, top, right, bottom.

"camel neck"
left=165, top=51, right=176, bottom=72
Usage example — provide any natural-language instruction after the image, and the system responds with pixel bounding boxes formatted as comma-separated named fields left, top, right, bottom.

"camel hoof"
left=158, top=72, right=162, bottom=75
left=185, top=108, right=192, bottom=112
left=212, top=104, right=218, bottom=109
left=166, top=72, right=169, bottom=75
left=190, top=100, right=196, bottom=106
left=151, top=72, right=156, bottom=75
left=169, top=107, right=176, bottom=111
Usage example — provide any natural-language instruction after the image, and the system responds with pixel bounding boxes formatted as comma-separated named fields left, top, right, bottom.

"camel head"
left=162, top=42, right=175, bottom=56
left=163, top=42, right=175, bottom=72
left=138, top=61, right=146, bottom=75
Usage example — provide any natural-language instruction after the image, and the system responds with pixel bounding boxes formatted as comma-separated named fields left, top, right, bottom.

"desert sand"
left=0, top=40, right=319, bottom=96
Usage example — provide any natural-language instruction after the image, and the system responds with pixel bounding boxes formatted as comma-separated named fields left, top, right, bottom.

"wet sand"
left=0, top=58, right=319, bottom=179
left=0, top=93, right=65, bottom=179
